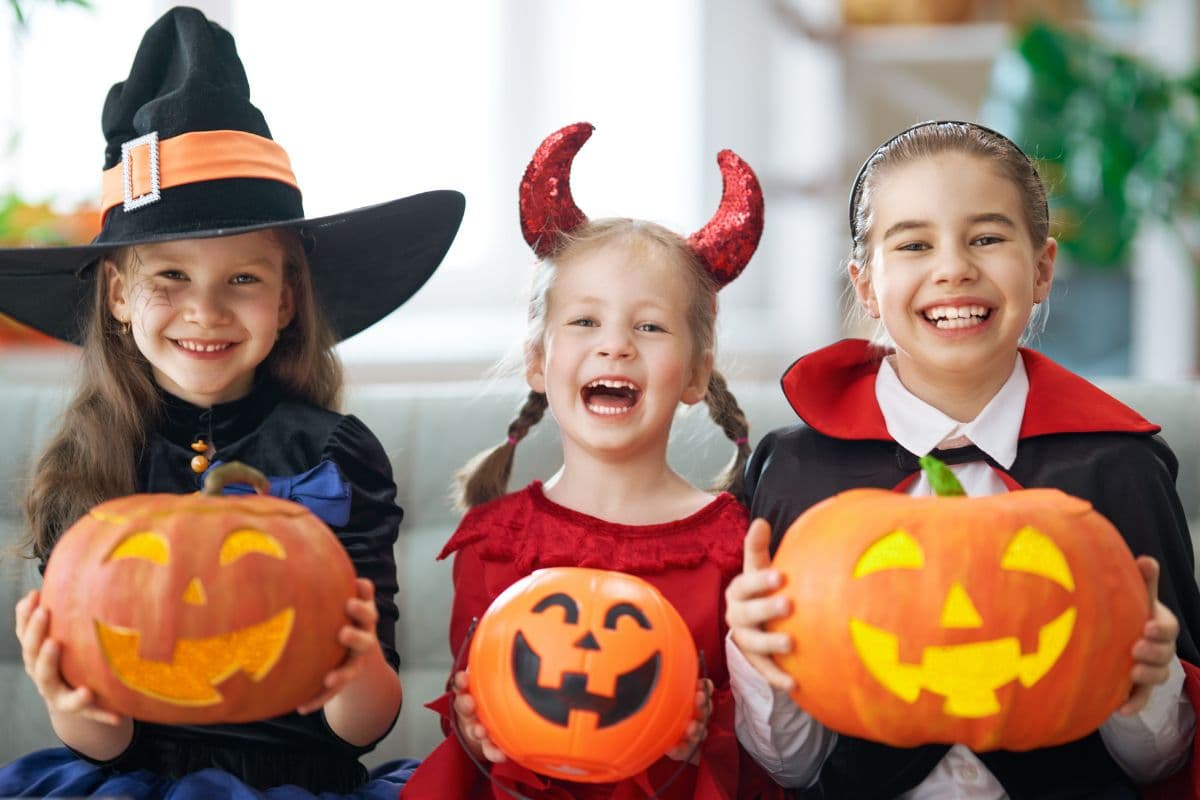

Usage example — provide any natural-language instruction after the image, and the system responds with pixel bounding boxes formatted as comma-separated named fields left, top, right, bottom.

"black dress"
left=0, top=378, right=414, bottom=798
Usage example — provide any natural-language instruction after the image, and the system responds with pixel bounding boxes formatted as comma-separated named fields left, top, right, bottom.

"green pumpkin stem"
left=918, top=455, right=966, bottom=497
left=201, top=461, right=271, bottom=497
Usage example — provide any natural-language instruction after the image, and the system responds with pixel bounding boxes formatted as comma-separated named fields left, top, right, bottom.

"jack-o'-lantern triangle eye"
left=1001, top=526, right=1074, bottom=591
left=854, top=530, right=923, bottom=578
left=107, top=531, right=169, bottom=564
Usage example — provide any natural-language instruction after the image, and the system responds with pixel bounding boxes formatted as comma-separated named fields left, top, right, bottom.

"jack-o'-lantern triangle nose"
left=574, top=631, right=601, bottom=650
left=182, top=577, right=207, bottom=606
left=940, top=582, right=982, bottom=628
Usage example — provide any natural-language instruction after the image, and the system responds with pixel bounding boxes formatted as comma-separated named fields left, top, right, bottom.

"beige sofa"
left=2, top=354, right=1199, bottom=769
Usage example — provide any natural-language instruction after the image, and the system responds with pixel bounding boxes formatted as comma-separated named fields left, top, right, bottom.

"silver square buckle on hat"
left=122, top=131, right=161, bottom=211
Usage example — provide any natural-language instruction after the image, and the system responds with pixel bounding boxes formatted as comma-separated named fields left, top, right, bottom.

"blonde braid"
left=453, top=390, right=549, bottom=510
left=704, top=370, right=750, bottom=497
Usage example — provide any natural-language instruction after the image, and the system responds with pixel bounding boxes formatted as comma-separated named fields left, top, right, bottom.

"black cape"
left=743, top=340, right=1200, bottom=800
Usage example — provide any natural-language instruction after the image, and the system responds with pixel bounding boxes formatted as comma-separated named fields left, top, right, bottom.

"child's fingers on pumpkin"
left=743, top=519, right=774, bottom=573
left=24, top=614, right=54, bottom=676
left=727, top=595, right=791, bottom=631
left=732, top=626, right=792, bottom=657
left=1132, top=635, right=1177, bottom=668
left=753, top=658, right=797, bottom=691
left=1146, top=601, right=1179, bottom=642
left=1135, top=556, right=1161, bottom=612
left=338, top=622, right=377, bottom=653
left=725, top=569, right=782, bottom=606
left=1130, top=660, right=1172, bottom=689
left=32, top=637, right=66, bottom=693
left=452, top=670, right=471, bottom=694
left=14, top=589, right=38, bottom=633
left=1120, top=684, right=1152, bottom=715
left=454, top=688, right=477, bottom=718
left=74, top=692, right=122, bottom=727
left=478, top=733, right=507, bottom=764
left=56, top=685, right=98, bottom=715
left=21, top=607, right=50, bottom=673
left=344, top=597, right=377, bottom=631
left=80, top=707, right=123, bottom=727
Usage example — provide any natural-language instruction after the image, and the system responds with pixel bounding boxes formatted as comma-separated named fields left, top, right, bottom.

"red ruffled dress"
left=400, top=482, right=782, bottom=799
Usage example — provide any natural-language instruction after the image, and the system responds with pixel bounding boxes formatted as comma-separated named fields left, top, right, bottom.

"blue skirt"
left=0, top=747, right=417, bottom=799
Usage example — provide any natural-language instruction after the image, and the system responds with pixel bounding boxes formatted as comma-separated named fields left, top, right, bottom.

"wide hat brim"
left=0, top=189, right=464, bottom=344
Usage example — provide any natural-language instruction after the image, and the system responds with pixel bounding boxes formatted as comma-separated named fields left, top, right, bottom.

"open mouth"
left=581, top=378, right=642, bottom=416
left=920, top=304, right=993, bottom=330
left=173, top=339, right=237, bottom=354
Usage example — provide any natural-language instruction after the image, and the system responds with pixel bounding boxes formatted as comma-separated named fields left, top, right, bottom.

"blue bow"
left=203, top=459, right=352, bottom=527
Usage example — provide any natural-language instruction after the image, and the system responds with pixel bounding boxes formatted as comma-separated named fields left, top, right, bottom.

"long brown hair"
left=20, top=228, right=342, bottom=564
left=454, top=218, right=750, bottom=510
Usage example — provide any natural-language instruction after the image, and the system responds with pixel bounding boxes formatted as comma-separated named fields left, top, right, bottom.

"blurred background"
left=2, top=0, right=1198, bottom=382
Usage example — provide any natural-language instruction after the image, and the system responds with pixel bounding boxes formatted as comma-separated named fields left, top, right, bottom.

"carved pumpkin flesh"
left=41, top=463, right=357, bottom=724
left=767, top=478, right=1147, bottom=752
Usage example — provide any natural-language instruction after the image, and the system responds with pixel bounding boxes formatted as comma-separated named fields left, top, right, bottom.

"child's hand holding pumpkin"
left=725, top=519, right=796, bottom=691
left=664, top=678, right=713, bottom=764
left=452, top=669, right=507, bottom=764
left=1120, top=556, right=1181, bottom=716
left=16, top=589, right=125, bottom=727
left=298, top=577, right=384, bottom=714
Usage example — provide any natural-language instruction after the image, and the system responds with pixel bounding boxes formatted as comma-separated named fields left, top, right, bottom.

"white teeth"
left=586, top=404, right=631, bottom=416
left=585, top=378, right=639, bottom=391
left=177, top=340, right=232, bottom=352
left=923, top=305, right=989, bottom=323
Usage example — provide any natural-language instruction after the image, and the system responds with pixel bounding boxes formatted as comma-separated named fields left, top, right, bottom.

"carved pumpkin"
left=767, top=457, right=1147, bottom=751
left=468, top=567, right=698, bottom=782
left=41, top=463, right=356, bottom=724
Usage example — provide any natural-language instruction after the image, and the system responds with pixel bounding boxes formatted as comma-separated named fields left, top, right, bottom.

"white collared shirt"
left=728, top=354, right=1194, bottom=798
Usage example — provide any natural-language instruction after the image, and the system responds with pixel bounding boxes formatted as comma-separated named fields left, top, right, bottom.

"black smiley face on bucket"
left=513, top=591, right=660, bottom=728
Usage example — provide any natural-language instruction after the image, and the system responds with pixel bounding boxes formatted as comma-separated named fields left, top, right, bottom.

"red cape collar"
left=780, top=339, right=1159, bottom=441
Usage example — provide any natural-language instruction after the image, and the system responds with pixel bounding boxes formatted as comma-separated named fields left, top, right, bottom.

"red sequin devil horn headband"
left=518, top=122, right=764, bottom=288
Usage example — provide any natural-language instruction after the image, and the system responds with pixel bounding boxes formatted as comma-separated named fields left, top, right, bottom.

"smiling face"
left=105, top=231, right=295, bottom=407
left=525, top=236, right=712, bottom=463
left=850, top=152, right=1056, bottom=392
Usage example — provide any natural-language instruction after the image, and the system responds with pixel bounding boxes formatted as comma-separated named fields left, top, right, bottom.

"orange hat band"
left=100, top=129, right=300, bottom=218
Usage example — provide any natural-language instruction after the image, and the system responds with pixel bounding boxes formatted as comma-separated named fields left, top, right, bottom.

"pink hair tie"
left=506, top=435, right=519, bottom=446
left=735, top=437, right=748, bottom=446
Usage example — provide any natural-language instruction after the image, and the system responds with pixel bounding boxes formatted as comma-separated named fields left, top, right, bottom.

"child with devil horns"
left=0, top=7, right=463, bottom=799
left=399, top=123, right=783, bottom=799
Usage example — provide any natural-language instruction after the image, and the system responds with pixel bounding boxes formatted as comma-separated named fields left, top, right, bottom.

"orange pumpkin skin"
left=469, top=567, right=698, bottom=783
left=767, top=488, right=1147, bottom=752
left=41, top=490, right=356, bottom=724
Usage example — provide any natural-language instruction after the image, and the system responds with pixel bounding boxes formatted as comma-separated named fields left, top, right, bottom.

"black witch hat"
left=0, top=6, right=464, bottom=343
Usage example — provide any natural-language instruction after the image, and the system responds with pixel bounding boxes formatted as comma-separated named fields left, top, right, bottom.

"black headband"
left=847, top=120, right=1046, bottom=242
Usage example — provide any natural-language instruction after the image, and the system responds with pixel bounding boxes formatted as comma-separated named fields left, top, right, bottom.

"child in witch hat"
left=0, top=6, right=463, bottom=798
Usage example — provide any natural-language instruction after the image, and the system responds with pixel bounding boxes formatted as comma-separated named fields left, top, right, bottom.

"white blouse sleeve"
left=1099, top=655, right=1195, bottom=783
left=726, top=632, right=838, bottom=788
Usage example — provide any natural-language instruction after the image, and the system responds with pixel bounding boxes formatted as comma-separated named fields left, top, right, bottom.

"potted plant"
left=984, top=20, right=1200, bottom=375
